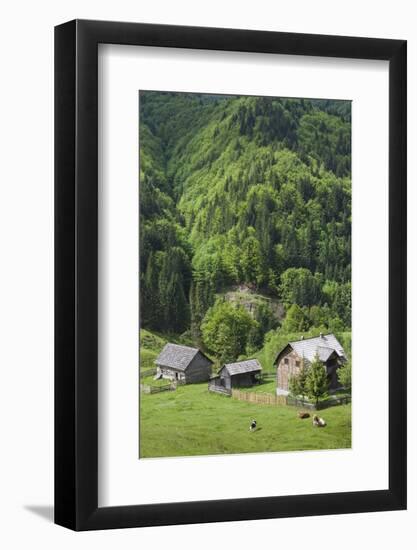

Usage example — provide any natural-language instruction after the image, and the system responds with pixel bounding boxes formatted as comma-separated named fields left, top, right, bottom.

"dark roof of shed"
left=275, top=333, right=346, bottom=365
left=222, top=359, right=262, bottom=376
left=155, top=343, right=212, bottom=371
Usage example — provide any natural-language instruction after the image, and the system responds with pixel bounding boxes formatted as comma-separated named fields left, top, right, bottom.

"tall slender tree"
left=305, top=355, right=329, bottom=406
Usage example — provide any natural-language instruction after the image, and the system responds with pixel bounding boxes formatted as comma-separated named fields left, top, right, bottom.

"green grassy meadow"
left=242, top=379, right=276, bottom=394
left=139, top=382, right=351, bottom=458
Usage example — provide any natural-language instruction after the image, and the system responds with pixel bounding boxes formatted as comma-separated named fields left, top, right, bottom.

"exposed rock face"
left=222, top=285, right=285, bottom=322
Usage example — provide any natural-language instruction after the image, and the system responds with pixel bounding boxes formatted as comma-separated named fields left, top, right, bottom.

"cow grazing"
left=312, top=415, right=326, bottom=427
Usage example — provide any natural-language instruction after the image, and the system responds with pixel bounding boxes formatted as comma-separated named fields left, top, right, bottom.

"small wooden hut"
left=216, top=359, right=262, bottom=391
left=154, top=343, right=213, bottom=384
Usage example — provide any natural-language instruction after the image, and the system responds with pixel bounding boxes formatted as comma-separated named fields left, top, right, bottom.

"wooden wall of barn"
left=231, top=372, right=257, bottom=387
left=219, top=370, right=259, bottom=388
left=276, top=349, right=303, bottom=391
left=157, top=366, right=185, bottom=381
left=184, top=353, right=212, bottom=383
left=325, top=358, right=341, bottom=390
left=220, top=371, right=232, bottom=390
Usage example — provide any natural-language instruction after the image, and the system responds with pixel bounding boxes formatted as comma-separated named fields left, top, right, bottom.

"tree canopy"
left=140, top=91, right=351, bottom=361
left=201, top=300, right=258, bottom=363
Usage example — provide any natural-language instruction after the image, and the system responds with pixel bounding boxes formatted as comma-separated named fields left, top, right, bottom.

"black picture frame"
left=55, top=19, right=407, bottom=531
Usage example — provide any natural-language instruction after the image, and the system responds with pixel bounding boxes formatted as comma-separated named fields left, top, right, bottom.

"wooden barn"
left=215, top=359, right=262, bottom=391
left=154, top=343, right=213, bottom=384
left=274, top=333, right=347, bottom=395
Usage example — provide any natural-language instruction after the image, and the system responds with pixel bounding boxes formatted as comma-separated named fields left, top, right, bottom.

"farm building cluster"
left=152, top=333, right=347, bottom=396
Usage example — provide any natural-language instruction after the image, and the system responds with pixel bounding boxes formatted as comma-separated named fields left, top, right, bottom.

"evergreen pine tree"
left=337, top=360, right=352, bottom=392
left=289, top=364, right=308, bottom=400
left=305, top=355, right=329, bottom=406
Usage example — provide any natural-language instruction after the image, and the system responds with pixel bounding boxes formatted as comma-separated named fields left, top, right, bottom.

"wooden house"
left=215, top=359, right=262, bottom=391
left=154, top=343, right=213, bottom=383
left=274, top=333, right=347, bottom=395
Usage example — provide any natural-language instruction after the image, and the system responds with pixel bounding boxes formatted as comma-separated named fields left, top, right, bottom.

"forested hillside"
left=139, top=91, right=351, bottom=363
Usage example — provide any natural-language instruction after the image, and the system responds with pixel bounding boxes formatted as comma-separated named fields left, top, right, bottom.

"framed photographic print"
left=55, top=20, right=407, bottom=530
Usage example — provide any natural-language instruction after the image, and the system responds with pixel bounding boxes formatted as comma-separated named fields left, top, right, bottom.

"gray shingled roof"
left=317, top=346, right=336, bottom=362
left=155, top=343, right=210, bottom=371
left=223, top=359, right=262, bottom=376
left=286, top=333, right=346, bottom=364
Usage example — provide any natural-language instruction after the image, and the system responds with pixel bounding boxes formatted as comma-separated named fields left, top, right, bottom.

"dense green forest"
left=139, top=91, right=351, bottom=364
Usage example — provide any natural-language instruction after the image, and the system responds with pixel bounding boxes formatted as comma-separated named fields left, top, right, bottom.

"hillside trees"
left=281, top=304, right=308, bottom=332
left=298, top=111, right=351, bottom=177
left=141, top=246, right=191, bottom=333
left=246, top=301, right=278, bottom=353
left=139, top=91, right=352, bottom=356
left=201, top=300, right=258, bottom=363
left=189, top=271, right=215, bottom=343
left=279, top=267, right=322, bottom=307
left=241, top=233, right=264, bottom=287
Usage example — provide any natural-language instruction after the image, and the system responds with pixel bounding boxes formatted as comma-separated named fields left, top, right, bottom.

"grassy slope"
left=242, top=379, right=276, bottom=394
left=140, top=382, right=351, bottom=458
left=139, top=329, right=166, bottom=371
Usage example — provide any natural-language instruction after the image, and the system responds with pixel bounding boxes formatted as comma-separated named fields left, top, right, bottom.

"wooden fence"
left=140, top=382, right=175, bottom=394
left=287, top=394, right=351, bottom=410
left=231, top=390, right=350, bottom=409
left=318, top=395, right=351, bottom=410
left=208, top=385, right=231, bottom=396
left=231, top=389, right=287, bottom=406
left=259, top=372, right=276, bottom=382
left=139, top=367, right=157, bottom=379
left=208, top=377, right=231, bottom=395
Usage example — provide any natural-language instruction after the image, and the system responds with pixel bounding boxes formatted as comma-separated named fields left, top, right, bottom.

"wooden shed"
left=154, top=343, right=213, bottom=384
left=274, top=333, right=346, bottom=395
left=217, top=359, right=262, bottom=391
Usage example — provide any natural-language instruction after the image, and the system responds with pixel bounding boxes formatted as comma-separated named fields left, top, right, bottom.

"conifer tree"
left=337, top=360, right=352, bottom=392
left=289, top=364, right=308, bottom=400
left=305, top=355, right=329, bottom=406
